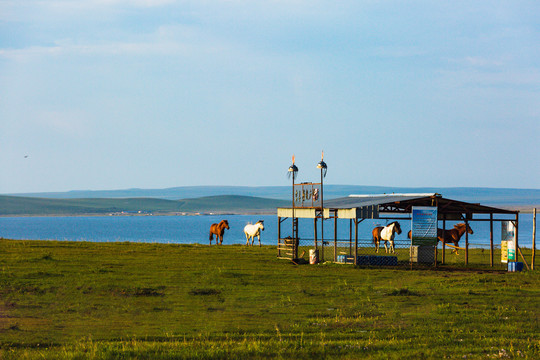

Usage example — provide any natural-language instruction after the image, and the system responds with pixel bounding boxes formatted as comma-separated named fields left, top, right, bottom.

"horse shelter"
left=277, top=193, right=523, bottom=268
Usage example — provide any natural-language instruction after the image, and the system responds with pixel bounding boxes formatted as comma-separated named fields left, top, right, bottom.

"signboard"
left=411, top=207, right=438, bottom=246
left=501, top=221, right=516, bottom=262
left=501, top=240, right=508, bottom=263
left=293, top=183, right=322, bottom=208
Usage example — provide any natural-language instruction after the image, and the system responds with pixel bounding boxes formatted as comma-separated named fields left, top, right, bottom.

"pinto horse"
left=373, top=221, right=402, bottom=254
left=244, top=220, right=265, bottom=246
left=407, top=223, right=474, bottom=254
left=209, top=220, right=229, bottom=245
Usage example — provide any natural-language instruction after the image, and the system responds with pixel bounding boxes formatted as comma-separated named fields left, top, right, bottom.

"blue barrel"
left=508, top=262, right=524, bottom=272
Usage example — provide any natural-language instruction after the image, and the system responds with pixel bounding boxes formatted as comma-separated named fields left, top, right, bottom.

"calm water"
left=0, top=213, right=537, bottom=248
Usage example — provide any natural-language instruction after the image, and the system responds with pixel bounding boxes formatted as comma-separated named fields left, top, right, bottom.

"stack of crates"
left=410, top=245, right=435, bottom=263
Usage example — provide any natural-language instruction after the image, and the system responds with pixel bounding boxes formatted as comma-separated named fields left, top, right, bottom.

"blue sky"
left=1, top=1, right=539, bottom=193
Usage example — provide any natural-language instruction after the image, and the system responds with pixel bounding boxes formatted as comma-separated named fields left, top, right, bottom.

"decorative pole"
left=316, top=151, right=327, bottom=261
left=317, top=151, right=327, bottom=209
left=288, top=155, right=298, bottom=259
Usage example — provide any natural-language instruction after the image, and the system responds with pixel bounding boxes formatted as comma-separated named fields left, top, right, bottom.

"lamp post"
left=316, top=150, right=327, bottom=209
left=317, top=151, right=327, bottom=261
left=288, top=155, right=298, bottom=259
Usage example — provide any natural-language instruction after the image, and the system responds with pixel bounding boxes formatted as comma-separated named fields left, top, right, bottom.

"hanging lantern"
left=287, top=155, right=298, bottom=178
left=316, top=151, right=327, bottom=178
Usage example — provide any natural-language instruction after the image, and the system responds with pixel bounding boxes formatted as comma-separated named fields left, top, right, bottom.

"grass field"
left=0, top=195, right=288, bottom=216
left=0, top=239, right=538, bottom=359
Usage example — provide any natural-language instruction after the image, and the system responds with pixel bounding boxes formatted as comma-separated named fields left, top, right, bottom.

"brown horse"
left=209, top=220, right=230, bottom=245
left=407, top=223, right=473, bottom=254
left=437, top=223, right=473, bottom=254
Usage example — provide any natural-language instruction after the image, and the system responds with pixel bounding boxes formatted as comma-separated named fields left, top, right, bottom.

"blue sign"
left=411, top=206, right=438, bottom=246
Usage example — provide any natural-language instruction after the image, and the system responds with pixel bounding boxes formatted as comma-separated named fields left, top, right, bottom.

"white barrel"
left=309, top=249, right=319, bottom=264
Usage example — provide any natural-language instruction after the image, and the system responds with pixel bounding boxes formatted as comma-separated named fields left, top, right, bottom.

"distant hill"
left=6, top=185, right=540, bottom=208
left=0, top=195, right=289, bottom=216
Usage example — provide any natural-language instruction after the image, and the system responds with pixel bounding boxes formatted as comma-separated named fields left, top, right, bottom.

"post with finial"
left=316, top=151, right=327, bottom=261
left=288, top=155, right=299, bottom=259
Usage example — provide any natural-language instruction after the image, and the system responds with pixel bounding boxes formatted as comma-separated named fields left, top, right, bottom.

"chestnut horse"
left=437, top=223, right=473, bottom=254
left=373, top=221, right=402, bottom=254
left=209, top=220, right=229, bottom=245
left=407, top=223, right=474, bottom=254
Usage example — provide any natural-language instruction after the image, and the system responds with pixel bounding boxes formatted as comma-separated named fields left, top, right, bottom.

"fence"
left=281, top=236, right=535, bottom=270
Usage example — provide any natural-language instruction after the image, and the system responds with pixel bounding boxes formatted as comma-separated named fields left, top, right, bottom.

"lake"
left=0, top=213, right=536, bottom=248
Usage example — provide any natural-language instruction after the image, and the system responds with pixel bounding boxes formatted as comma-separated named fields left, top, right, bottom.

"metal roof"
left=324, top=193, right=438, bottom=209
left=277, top=193, right=518, bottom=220
left=325, top=193, right=517, bottom=216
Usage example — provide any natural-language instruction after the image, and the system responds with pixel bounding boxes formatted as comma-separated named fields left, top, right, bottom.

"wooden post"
left=294, top=218, right=299, bottom=259
left=442, top=218, right=446, bottom=265
left=354, top=219, right=358, bottom=266
left=314, top=217, right=318, bottom=249
left=278, top=216, right=281, bottom=258
left=515, top=212, right=519, bottom=252
left=490, top=213, right=494, bottom=267
left=532, top=208, right=536, bottom=270
left=321, top=211, right=324, bottom=263
left=465, top=219, right=469, bottom=266
left=321, top=223, right=325, bottom=262
left=349, top=219, right=352, bottom=255
left=334, top=215, right=338, bottom=262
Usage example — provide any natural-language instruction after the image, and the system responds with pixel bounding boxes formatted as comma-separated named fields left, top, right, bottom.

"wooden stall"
left=277, top=193, right=520, bottom=267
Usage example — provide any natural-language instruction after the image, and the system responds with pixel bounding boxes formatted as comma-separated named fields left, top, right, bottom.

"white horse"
left=372, top=221, right=402, bottom=254
left=244, top=220, right=265, bottom=246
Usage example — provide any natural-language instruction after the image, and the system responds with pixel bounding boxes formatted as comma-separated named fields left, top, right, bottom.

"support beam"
left=490, top=213, right=494, bottom=267
left=349, top=219, right=352, bottom=255
left=354, top=219, right=358, bottom=266
left=334, top=215, right=337, bottom=262
left=314, top=217, right=318, bottom=249
left=277, top=216, right=281, bottom=258
left=442, top=217, right=446, bottom=265
left=515, top=213, right=519, bottom=251
left=465, top=219, right=469, bottom=266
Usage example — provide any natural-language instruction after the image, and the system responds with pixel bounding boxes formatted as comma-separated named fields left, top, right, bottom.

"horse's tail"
left=209, top=231, right=214, bottom=240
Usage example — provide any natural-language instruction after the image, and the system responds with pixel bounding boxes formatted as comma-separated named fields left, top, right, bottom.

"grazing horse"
left=407, top=223, right=474, bottom=255
left=209, top=220, right=229, bottom=245
left=244, top=220, right=265, bottom=246
left=373, top=221, right=402, bottom=253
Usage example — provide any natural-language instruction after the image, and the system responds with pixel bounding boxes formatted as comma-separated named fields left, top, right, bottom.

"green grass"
left=0, top=239, right=538, bottom=359
left=0, top=195, right=288, bottom=215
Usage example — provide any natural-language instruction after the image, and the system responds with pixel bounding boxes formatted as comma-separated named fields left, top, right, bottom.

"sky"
left=1, top=1, right=539, bottom=194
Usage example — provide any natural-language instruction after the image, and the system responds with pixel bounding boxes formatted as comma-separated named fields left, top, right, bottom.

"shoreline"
left=0, top=210, right=278, bottom=218
left=0, top=205, right=537, bottom=217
